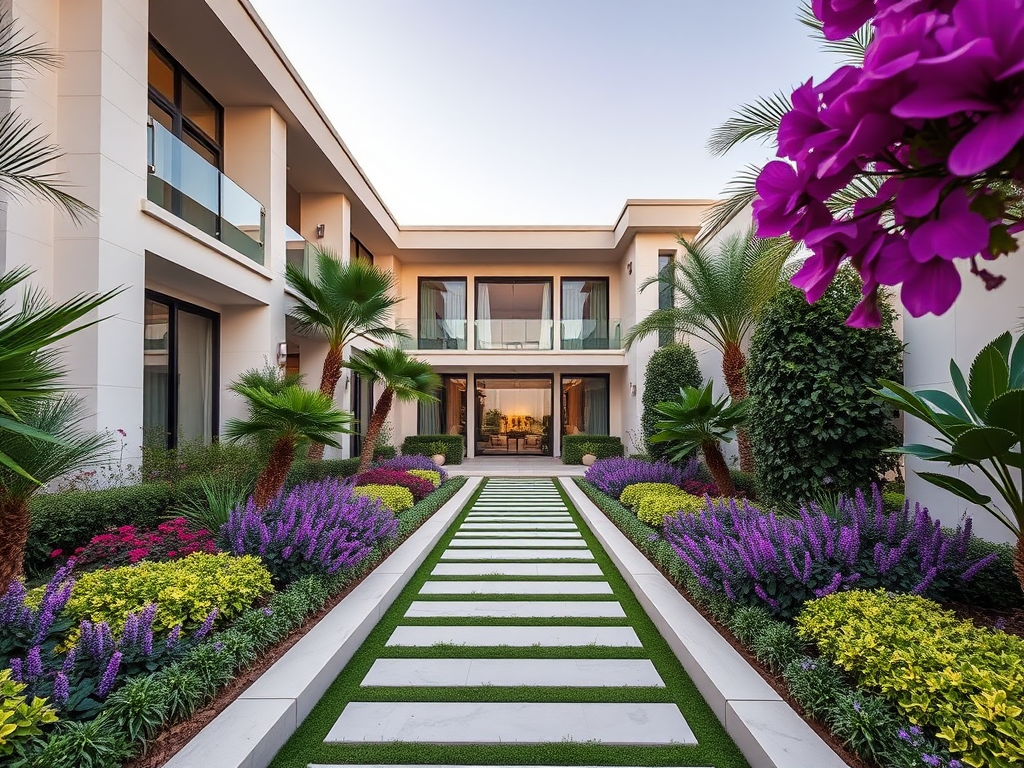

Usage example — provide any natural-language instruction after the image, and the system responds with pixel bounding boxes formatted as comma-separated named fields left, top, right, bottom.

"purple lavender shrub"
left=0, top=561, right=74, bottom=664
left=663, top=485, right=998, bottom=619
left=223, top=477, right=399, bottom=583
left=375, top=454, right=449, bottom=482
left=584, top=457, right=697, bottom=500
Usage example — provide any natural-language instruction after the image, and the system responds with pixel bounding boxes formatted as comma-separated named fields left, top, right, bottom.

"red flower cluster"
left=58, top=517, right=217, bottom=569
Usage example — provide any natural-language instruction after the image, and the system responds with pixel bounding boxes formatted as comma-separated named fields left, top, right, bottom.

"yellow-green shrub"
left=797, top=589, right=1024, bottom=768
left=353, top=484, right=414, bottom=512
left=65, top=552, right=273, bottom=635
left=407, top=469, right=441, bottom=487
left=619, top=483, right=680, bottom=508
left=636, top=492, right=713, bottom=525
left=0, top=669, right=58, bottom=757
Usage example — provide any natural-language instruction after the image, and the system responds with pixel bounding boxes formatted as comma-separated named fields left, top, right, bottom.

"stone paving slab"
left=453, top=530, right=582, bottom=538
left=325, top=702, right=696, bottom=745
left=464, top=516, right=574, bottom=523
left=431, top=562, right=604, bottom=576
left=440, top=549, right=594, bottom=560
left=448, top=538, right=589, bottom=548
left=385, top=625, right=643, bottom=647
left=419, top=580, right=612, bottom=595
left=361, top=658, right=665, bottom=688
left=459, top=523, right=579, bottom=530
left=405, top=600, right=626, bottom=618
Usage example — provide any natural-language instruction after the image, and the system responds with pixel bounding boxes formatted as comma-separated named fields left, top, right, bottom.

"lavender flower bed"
left=375, top=454, right=449, bottom=483
left=664, top=485, right=997, bottom=619
left=583, top=457, right=698, bottom=499
left=223, top=477, right=399, bottom=583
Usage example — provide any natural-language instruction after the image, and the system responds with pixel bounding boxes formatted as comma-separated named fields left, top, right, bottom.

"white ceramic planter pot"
left=581, top=453, right=597, bottom=466
left=432, top=454, right=447, bottom=466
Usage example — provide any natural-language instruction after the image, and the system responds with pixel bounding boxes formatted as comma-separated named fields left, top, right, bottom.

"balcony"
left=475, top=319, right=553, bottom=350
left=286, top=226, right=315, bottom=277
left=396, top=318, right=622, bottom=352
left=560, top=318, right=622, bottom=350
left=147, top=119, right=265, bottom=265
left=400, top=319, right=468, bottom=351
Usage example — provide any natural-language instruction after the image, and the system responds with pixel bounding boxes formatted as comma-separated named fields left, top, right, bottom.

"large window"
left=658, top=253, right=675, bottom=346
left=475, top=376, right=552, bottom=455
left=143, top=292, right=219, bottom=449
left=350, top=235, right=374, bottom=264
left=475, top=278, right=553, bottom=350
left=419, top=278, right=467, bottom=349
left=561, top=278, right=610, bottom=349
left=419, top=375, right=467, bottom=450
left=562, top=375, right=610, bottom=437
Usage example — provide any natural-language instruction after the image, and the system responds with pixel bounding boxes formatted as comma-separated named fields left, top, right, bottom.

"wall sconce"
left=315, top=223, right=326, bottom=239
left=629, top=382, right=637, bottom=396
left=344, top=375, right=350, bottom=391
left=627, top=261, right=633, bottom=275
left=277, top=341, right=288, bottom=367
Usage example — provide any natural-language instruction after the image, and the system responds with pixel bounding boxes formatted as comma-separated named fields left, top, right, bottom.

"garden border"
left=162, top=477, right=483, bottom=768
left=559, top=478, right=851, bottom=768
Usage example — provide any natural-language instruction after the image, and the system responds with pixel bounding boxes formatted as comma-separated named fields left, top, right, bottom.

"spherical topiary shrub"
left=746, top=268, right=902, bottom=507
left=641, top=343, right=702, bottom=461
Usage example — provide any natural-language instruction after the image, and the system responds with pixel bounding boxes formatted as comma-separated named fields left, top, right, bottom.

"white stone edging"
left=163, top=477, right=483, bottom=768
left=560, top=478, right=851, bottom=768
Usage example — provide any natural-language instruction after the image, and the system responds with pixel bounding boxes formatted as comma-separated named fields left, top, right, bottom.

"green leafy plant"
left=619, top=483, right=712, bottom=525
left=578, top=441, right=600, bottom=457
left=407, top=469, right=441, bottom=487
left=639, top=344, right=703, bottom=461
left=749, top=620, right=803, bottom=674
left=783, top=656, right=848, bottom=722
left=351, top=484, right=414, bottom=513
left=873, top=330, right=1024, bottom=591
left=0, top=668, right=58, bottom=757
left=168, top=475, right=252, bottom=534
left=560, top=434, right=624, bottom=465
left=101, top=676, right=170, bottom=745
left=64, top=552, right=273, bottom=636
left=426, top=440, right=447, bottom=457
left=401, top=435, right=465, bottom=465
left=746, top=268, right=902, bottom=507
left=798, top=589, right=1024, bottom=768
left=651, top=381, right=749, bottom=496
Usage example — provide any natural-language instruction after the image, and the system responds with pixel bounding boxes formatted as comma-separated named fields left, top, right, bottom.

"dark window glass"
left=181, top=78, right=219, bottom=142
left=148, top=48, right=174, bottom=102
left=658, top=254, right=674, bottom=346
left=147, top=38, right=222, bottom=166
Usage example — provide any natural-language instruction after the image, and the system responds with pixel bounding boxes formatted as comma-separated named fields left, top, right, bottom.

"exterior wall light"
left=277, top=341, right=288, bottom=367
left=315, top=223, right=326, bottom=239
left=627, top=261, right=633, bottom=275
left=629, top=382, right=637, bottom=396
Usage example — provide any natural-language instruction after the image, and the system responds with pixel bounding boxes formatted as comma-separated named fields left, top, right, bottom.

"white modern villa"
left=3, top=0, right=1022, bottom=541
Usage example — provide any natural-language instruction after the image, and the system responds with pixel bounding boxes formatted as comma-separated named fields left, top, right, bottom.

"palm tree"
left=650, top=382, right=750, bottom=497
left=343, top=348, right=441, bottom=473
left=285, top=249, right=408, bottom=460
left=0, top=396, right=110, bottom=591
left=223, top=383, right=355, bottom=509
left=624, top=228, right=796, bottom=471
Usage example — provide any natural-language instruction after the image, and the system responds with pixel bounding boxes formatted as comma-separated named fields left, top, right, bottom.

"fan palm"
left=285, top=248, right=408, bottom=460
left=650, top=382, right=750, bottom=497
left=0, top=396, right=111, bottom=590
left=223, top=384, right=355, bottom=509
left=343, top=348, right=441, bottom=473
left=624, top=228, right=796, bottom=471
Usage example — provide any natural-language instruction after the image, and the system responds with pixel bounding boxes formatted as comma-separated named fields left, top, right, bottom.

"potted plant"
left=428, top=440, right=448, bottom=467
left=579, top=441, right=600, bottom=466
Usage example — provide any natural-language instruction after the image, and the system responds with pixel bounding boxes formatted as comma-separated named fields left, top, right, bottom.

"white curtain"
left=584, top=377, right=609, bottom=435
left=476, top=282, right=491, bottom=349
left=540, top=282, right=553, bottom=350
left=419, top=282, right=440, bottom=344
left=442, top=281, right=467, bottom=347
left=561, top=281, right=586, bottom=349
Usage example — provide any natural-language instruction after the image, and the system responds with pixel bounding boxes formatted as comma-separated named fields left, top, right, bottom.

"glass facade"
left=475, top=279, right=553, bottom=350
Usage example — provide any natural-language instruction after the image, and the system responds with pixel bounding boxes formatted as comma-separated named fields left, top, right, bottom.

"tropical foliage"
left=639, top=344, right=702, bottom=461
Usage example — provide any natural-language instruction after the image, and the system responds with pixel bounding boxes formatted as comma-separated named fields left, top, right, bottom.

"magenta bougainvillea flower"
left=756, top=0, right=1024, bottom=326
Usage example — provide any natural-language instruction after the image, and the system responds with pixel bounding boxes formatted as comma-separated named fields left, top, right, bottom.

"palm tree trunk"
left=359, top=388, right=394, bottom=473
left=308, top=344, right=344, bottom=462
left=1015, top=535, right=1024, bottom=597
left=252, top=438, right=296, bottom=510
left=701, top=442, right=736, bottom=498
left=0, top=497, right=30, bottom=593
left=722, top=341, right=754, bottom=473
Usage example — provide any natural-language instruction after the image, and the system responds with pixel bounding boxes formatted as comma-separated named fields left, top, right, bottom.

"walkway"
left=270, top=478, right=745, bottom=768
left=446, top=457, right=587, bottom=477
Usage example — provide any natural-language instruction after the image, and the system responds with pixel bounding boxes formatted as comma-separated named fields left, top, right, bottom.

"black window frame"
left=144, top=289, right=221, bottom=450
left=418, top=276, right=467, bottom=350
left=559, top=276, right=611, bottom=348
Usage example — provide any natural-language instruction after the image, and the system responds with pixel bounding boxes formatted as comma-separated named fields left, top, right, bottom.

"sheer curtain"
left=589, top=281, right=609, bottom=348
left=561, top=281, right=586, bottom=350
left=442, top=281, right=467, bottom=348
left=540, top=282, right=553, bottom=350
left=419, top=399, right=441, bottom=433
left=419, top=281, right=440, bottom=347
left=476, top=282, right=491, bottom=349
left=584, top=377, right=609, bottom=435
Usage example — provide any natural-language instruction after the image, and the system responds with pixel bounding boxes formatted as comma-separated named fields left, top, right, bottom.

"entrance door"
left=475, top=375, right=552, bottom=456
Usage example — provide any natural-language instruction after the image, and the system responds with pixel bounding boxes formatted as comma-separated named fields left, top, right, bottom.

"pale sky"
left=248, top=0, right=833, bottom=225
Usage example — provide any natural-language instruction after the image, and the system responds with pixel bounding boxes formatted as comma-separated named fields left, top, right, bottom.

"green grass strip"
left=269, top=478, right=748, bottom=768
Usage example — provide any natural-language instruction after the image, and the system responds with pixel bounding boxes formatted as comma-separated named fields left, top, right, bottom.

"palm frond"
left=826, top=175, right=888, bottom=218
left=0, top=112, right=95, bottom=223
left=224, top=384, right=354, bottom=448
left=343, top=347, right=441, bottom=402
left=706, top=92, right=791, bottom=158
left=695, top=164, right=761, bottom=245
left=0, top=15, right=62, bottom=84
left=797, top=1, right=872, bottom=66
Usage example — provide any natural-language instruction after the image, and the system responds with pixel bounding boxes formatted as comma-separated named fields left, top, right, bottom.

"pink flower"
left=50, top=549, right=63, bottom=559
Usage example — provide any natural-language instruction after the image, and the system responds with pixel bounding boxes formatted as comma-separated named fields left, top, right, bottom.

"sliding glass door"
left=475, top=279, right=553, bottom=350
left=418, top=375, right=467, bottom=451
left=562, top=375, right=610, bottom=437
left=143, top=291, right=219, bottom=449
left=475, top=376, right=553, bottom=455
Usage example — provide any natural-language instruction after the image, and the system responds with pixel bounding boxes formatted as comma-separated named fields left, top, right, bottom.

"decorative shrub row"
left=401, top=435, right=464, bottom=465
left=799, top=590, right=1024, bottom=768
left=56, top=518, right=215, bottom=569
left=407, top=469, right=440, bottom=487
left=619, top=483, right=713, bottom=525
left=354, top=469, right=434, bottom=502
left=284, top=458, right=361, bottom=487
left=664, top=486, right=996, bottom=619
left=561, top=434, right=624, bottom=465
left=375, top=454, right=449, bottom=482
left=583, top=457, right=696, bottom=499
left=353, top=484, right=414, bottom=512
left=223, top=477, right=398, bottom=584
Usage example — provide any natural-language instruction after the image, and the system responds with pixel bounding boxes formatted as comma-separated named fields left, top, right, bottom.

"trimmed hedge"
left=641, top=343, right=703, bottom=461
left=561, top=434, right=624, bottom=464
left=401, top=435, right=465, bottom=465
left=285, top=458, right=361, bottom=487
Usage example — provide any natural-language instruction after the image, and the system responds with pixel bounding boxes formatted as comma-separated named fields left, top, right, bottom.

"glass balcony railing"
left=285, top=226, right=315, bottom=277
left=398, top=319, right=468, bottom=350
left=475, top=319, right=554, bottom=351
left=560, top=318, right=622, bottom=350
left=147, top=119, right=265, bottom=265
